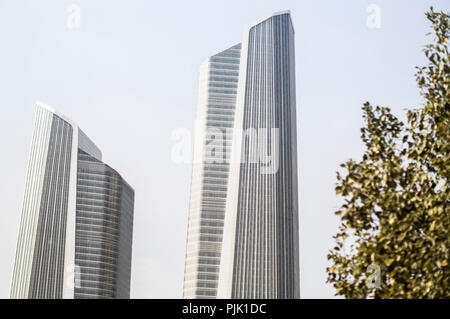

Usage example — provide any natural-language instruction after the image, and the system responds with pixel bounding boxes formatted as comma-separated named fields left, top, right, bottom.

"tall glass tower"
left=218, top=11, right=299, bottom=299
left=183, top=44, right=242, bottom=298
left=185, top=11, right=299, bottom=299
left=11, top=102, right=134, bottom=299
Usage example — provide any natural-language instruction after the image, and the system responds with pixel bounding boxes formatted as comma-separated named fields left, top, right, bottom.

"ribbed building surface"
left=183, top=44, right=241, bottom=298
left=17, top=111, right=74, bottom=299
left=218, top=11, right=300, bottom=299
left=11, top=103, right=134, bottom=299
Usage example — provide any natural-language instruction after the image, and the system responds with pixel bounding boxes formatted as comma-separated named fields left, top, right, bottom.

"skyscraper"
left=184, top=11, right=299, bottom=299
left=11, top=102, right=134, bottom=299
left=183, top=44, right=242, bottom=298
left=218, top=11, right=299, bottom=299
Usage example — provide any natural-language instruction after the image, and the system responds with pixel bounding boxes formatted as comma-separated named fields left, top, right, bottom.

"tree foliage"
left=327, top=8, right=449, bottom=298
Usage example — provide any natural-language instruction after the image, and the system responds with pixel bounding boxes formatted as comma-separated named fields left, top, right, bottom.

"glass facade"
left=28, top=115, right=73, bottom=299
left=219, top=12, right=300, bottom=299
left=75, top=150, right=134, bottom=299
left=183, top=44, right=241, bottom=298
left=11, top=103, right=134, bottom=299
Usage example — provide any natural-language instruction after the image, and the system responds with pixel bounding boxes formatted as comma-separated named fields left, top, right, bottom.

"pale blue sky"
left=0, top=0, right=448, bottom=298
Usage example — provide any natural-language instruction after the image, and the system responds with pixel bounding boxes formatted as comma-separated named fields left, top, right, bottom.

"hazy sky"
left=0, top=0, right=448, bottom=299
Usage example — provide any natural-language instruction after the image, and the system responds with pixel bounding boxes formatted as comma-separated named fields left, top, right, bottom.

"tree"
left=327, top=8, right=449, bottom=298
